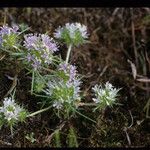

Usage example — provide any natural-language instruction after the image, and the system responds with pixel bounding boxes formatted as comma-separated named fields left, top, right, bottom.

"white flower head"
left=92, top=82, right=120, bottom=110
left=44, top=68, right=81, bottom=114
left=74, top=22, right=88, bottom=38
left=0, top=97, right=25, bottom=122
left=54, top=22, right=89, bottom=46
left=54, top=26, right=63, bottom=39
left=52, top=101, right=63, bottom=109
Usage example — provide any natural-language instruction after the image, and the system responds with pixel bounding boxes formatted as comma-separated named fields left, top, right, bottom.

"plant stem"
left=42, top=67, right=55, bottom=73
left=72, top=107, right=96, bottom=124
left=16, top=27, right=30, bottom=37
left=144, top=97, right=150, bottom=118
left=65, top=44, right=72, bottom=64
left=77, top=102, right=97, bottom=107
left=27, top=106, right=51, bottom=117
left=4, top=75, right=18, bottom=98
left=31, top=70, right=35, bottom=95
left=10, top=125, right=13, bottom=137
left=32, top=92, right=50, bottom=98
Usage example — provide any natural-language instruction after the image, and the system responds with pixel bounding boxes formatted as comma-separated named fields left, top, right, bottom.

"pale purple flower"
left=72, top=78, right=82, bottom=100
left=41, top=34, right=58, bottom=52
left=44, top=63, right=82, bottom=110
left=23, top=33, right=59, bottom=70
left=54, top=26, right=63, bottom=39
left=26, top=53, right=33, bottom=61
left=58, top=63, right=68, bottom=73
left=12, top=24, right=19, bottom=32
left=24, top=34, right=39, bottom=50
left=24, top=33, right=59, bottom=53
left=0, top=24, right=19, bottom=35
left=58, top=62, right=77, bottom=83
left=69, top=65, right=77, bottom=82
left=32, top=59, right=41, bottom=69
left=0, top=24, right=19, bottom=46
left=58, top=62, right=81, bottom=100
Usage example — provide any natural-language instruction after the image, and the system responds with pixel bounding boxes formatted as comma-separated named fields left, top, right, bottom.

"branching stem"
left=27, top=106, right=51, bottom=117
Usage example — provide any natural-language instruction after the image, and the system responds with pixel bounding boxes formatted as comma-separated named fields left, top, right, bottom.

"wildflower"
left=92, top=82, right=120, bottom=110
left=0, top=97, right=27, bottom=126
left=47, top=78, right=81, bottom=107
left=58, top=62, right=81, bottom=99
left=54, top=22, right=88, bottom=46
left=0, top=24, right=18, bottom=35
left=52, top=101, right=63, bottom=109
left=58, top=62, right=77, bottom=83
left=23, top=33, right=59, bottom=70
left=0, top=24, right=19, bottom=48
left=43, top=62, right=81, bottom=118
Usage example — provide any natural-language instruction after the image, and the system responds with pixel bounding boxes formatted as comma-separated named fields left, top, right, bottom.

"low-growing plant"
left=38, top=62, right=82, bottom=119
left=54, top=129, right=61, bottom=148
left=54, top=22, right=89, bottom=63
left=0, top=24, right=19, bottom=49
left=92, top=81, right=121, bottom=112
left=0, top=22, right=122, bottom=146
left=25, top=132, right=37, bottom=144
left=0, top=94, right=28, bottom=136
left=66, top=127, right=78, bottom=148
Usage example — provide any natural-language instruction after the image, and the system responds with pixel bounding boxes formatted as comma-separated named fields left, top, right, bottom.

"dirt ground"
left=0, top=8, right=150, bottom=147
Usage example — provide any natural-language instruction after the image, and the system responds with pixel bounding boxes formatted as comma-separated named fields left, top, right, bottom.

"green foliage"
left=18, top=109, right=28, bottom=122
left=142, top=15, right=150, bottom=25
left=0, top=21, right=122, bottom=147
left=61, top=28, right=84, bottom=46
left=25, top=132, right=36, bottom=143
left=54, top=129, right=61, bottom=148
left=2, top=33, right=18, bottom=49
left=34, top=72, right=47, bottom=93
left=67, top=127, right=78, bottom=147
left=0, top=113, right=5, bottom=129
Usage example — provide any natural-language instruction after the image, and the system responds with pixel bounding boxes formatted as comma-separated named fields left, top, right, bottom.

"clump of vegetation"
left=0, top=22, right=121, bottom=147
left=1, top=8, right=149, bottom=148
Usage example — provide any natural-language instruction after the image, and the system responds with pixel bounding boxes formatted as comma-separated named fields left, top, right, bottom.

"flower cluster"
left=58, top=62, right=76, bottom=84
left=0, top=97, right=27, bottom=127
left=47, top=78, right=81, bottom=108
left=54, top=22, right=88, bottom=46
left=58, top=62, right=81, bottom=100
left=43, top=63, right=81, bottom=118
left=0, top=25, right=19, bottom=35
left=45, top=79, right=81, bottom=118
left=92, top=82, right=120, bottom=110
left=0, top=22, right=122, bottom=130
left=24, top=33, right=59, bottom=70
left=0, top=24, right=19, bottom=48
